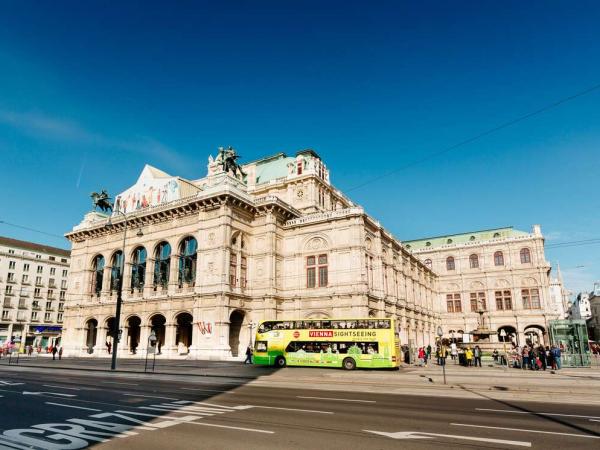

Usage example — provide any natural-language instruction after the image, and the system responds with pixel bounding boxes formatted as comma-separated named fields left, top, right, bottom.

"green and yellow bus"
left=253, top=318, right=400, bottom=370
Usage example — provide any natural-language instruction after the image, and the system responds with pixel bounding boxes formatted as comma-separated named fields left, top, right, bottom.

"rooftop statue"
left=91, top=190, right=113, bottom=213
left=220, top=146, right=246, bottom=179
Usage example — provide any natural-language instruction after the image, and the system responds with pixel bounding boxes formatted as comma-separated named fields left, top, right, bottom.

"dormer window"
left=297, top=160, right=303, bottom=175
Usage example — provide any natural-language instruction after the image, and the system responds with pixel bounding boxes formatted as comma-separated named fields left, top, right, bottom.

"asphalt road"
left=0, top=365, right=599, bottom=449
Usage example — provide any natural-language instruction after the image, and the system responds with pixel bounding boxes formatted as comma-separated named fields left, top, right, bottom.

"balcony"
left=4, top=292, right=14, bottom=297
left=47, top=295, right=56, bottom=300
left=49, top=283, right=57, bottom=289
left=30, top=316, right=39, bottom=322
left=58, top=306, right=64, bottom=312
left=16, top=316, right=26, bottom=322
left=1, top=314, right=11, bottom=321
left=7, top=278, right=17, bottom=284
left=46, top=306, right=55, bottom=311
left=32, top=305, right=41, bottom=311
left=35, top=282, right=44, bottom=287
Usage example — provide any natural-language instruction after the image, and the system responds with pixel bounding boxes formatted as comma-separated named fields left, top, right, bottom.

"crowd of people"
left=0, top=342, right=63, bottom=360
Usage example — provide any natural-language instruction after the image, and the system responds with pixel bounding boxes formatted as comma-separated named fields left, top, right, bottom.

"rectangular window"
left=44, top=312, right=51, bottom=321
left=62, top=269, right=68, bottom=277
left=49, top=278, right=56, bottom=287
left=35, top=276, right=42, bottom=286
left=59, top=302, right=64, bottom=311
left=37, top=265, right=43, bottom=274
left=23, top=263, right=29, bottom=272
left=2, top=311, right=9, bottom=320
left=9, top=261, right=16, bottom=269
left=50, top=267, right=56, bottom=275
left=297, top=161, right=303, bottom=175
left=46, top=301, right=52, bottom=309
left=229, top=253, right=237, bottom=286
left=307, top=256, right=316, bottom=288
left=495, top=290, right=512, bottom=310
left=61, top=280, right=67, bottom=289
left=49, top=256, right=55, bottom=261
left=240, top=257, right=247, bottom=288
left=470, top=292, right=486, bottom=311
left=8, top=249, right=15, bottom=255
left=61, top=258, right=67, bottom=263
left=60, top=290, right=66, bottom=300
left=318, top=254, right=328, bottom=287
left=22, top=274, right=29, bottom=283
left=7, top=273, right=15, bottom=282
left=446, top=293, right=461, bottom=313
left=57, top=313, right=63, bottom=322
left=32, top=311, right=38, bottom=320
left=522, top=288, right=540, bottom=309
left=5, top=286, right=12, bottom=295
left=34, top=288, right=41, bottom=297
left=47, top=289, right=54, bottom=298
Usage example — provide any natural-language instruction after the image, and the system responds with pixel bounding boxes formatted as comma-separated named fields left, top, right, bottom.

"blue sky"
left=1, top=1, right=599, bottom=293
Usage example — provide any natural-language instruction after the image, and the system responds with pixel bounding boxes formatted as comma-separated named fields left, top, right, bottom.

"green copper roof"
left=404, top=227, right=530, bottom=250
left=246, top=153, right=295, bottom=184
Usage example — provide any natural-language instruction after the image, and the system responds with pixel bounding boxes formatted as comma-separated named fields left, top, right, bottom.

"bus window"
left=322, top=320, right=331, bottom=329
left=255, top=341, right=268, bottom=352
left=258, top=322, right=273, bottom=333
left=368, top=320, right=376, bottom=328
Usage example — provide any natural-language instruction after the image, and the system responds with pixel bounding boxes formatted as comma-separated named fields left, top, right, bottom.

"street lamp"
left=500, top=329, right=509, bottom=371
left=107, top=210, right=143, bottom=371
left=247, top=322, right=256, bottom=347
left=437, top=326, right=446, bottom=385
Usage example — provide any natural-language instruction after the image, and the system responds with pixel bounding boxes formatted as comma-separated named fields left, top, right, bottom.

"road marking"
left=188, top=422, right=274, bottom=434
left=139, top=406, right=215, bottom=416
left=175, top=401, right=237, bottom=410
left=252, top=405, right=333, bottom=414
left=476, top=408, right=600, bottom=420
left=365, top=430, right=531, bottom=447
left=102, top=381, right=139, bottom=386
left=181, top=387, right=233, bottom=394
left=23, top=391, right=76, bottom=398
left=297, top=396, right=375, bottom=403
left=45, top=402, right=102, bottom=412
left=123, top=394, right=178, bottom=400
left=0, top=381, right=24, bottom=386
left=43, top=384, right=81, bottom=391
left=451, top=423, right=600, bottom=439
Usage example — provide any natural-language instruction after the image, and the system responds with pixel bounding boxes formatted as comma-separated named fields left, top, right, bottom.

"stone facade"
left=63, top=149, right=439, bottom=359
left=404, top=225, right=560, bottom=347
left=0, top=236, right=70, bottom=350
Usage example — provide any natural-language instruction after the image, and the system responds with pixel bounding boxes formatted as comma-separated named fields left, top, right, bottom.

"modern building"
left=404, top=226, right=561, bottom=347
left=63, top=149, right=439, bottom=359
left=0, top=236, right=70, bottom=351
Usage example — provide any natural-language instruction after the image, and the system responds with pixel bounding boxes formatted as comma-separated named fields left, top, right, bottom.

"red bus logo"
left=309, top=330, right=333, bottom=338
left=293, top=331, right=300, bottom=339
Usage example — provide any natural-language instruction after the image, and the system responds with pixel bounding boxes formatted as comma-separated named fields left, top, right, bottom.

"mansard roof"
left=0, top=235, right=70, bottom=258
left=404, top=226, right=531, bottom=250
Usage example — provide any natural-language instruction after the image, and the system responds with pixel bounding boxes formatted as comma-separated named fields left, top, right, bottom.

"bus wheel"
left=343, top=357, right=356, bottom=370
left=274, top=356, right=286, bottom=368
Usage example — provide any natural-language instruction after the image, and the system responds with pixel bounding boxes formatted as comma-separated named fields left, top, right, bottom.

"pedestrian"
left=418, top=347, right=425, bottom=365
left=106, top=341, right=112, bottom=355
left=426, top=344, right=431, bottom=366
left=553, top=345, right=562, bottom=370
left=521, top=346, right=529, bottom=370
left=450, top=342, right=458, bottom=361
left=546, top=346, right=554, bottom=370
left=52, top=346, right=58, bottom=360
left=492, top=349, right=499, bottom=362
left=474, top=345, right=482, bottom=367
left=529, top=347, right=536, bottom=370
left=244, top=345, right=253, bottom=364
left=58, top=346, right=63, bottom=360
left=439, top=344, right=448, bottom=366
left=465, top=347, right=473, bottom=367
left=538, top=345, right=547, bottom=371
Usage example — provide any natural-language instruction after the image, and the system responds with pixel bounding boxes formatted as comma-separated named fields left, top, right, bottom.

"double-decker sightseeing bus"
left=253, top=318, right=400, bottom=370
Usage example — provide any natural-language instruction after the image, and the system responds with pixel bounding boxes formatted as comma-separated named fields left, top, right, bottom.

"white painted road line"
left=252, top=405, right=334, bottom=414
left=23, top=391, right=76, bottom=398
left=476, top=408, right=600, bottom=420
left=365, top=430, right=531, bottom=447
left=187, top=422, right=275, bottom=434
left=451, top=423, right=600, bottom=439
left=43, top=384, right=81, bottom=391
left=45, top=402, right=102, bottom=412
left=181, top=387, right=234, bottom=394
left=102, top=381, right=139, bottom=386
left=123, top=393, right=179, bottom=400
left=297, top=396, right=376, bottom=403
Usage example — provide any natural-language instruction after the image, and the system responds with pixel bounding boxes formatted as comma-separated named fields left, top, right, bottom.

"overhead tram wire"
left=0, top=220, right=66, bottom=240
left=345, top=81, right=600, bottom=193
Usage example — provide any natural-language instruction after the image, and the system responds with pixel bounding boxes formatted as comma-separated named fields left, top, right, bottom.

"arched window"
left=447, top=238, right=453, bottom=244
left=520, top=248, right=531, bottom=264
left=469, top=254, right=479, bottom=269
left=131, top=247, right=147, bottom=291
left=424, top=259, right=432, bottom=269
left=494, top=251, right=504, bottom=266
left=446, top=256, right=455, bottom=271
left=110, top=251, right=123, bottom=291
left=91, top=255, right=105, bottom=295
left=179, top=236, right=197, bottom=286
left=154, top=242, right=171, bottom=288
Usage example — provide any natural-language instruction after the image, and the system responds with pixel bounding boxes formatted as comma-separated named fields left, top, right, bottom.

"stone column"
left=94, top=326, right=107, bottom=355
left=165, top=322, right=177, bottom=356
left=139, top=324, right=151, bottom=356
left=101, top=266, right=112, bottom=296
left=168, top=254, right=180, bottom=294
left=143, top=259, right=155, bottom=298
